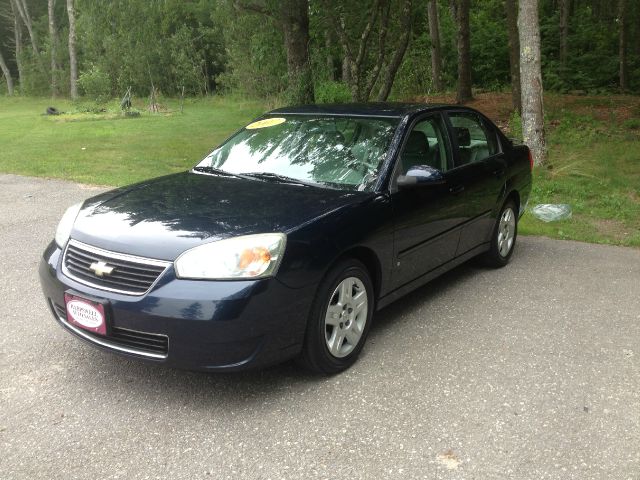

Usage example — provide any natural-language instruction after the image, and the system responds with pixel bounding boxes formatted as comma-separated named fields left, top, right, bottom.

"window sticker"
left=245, top=118, right=286, bottom=130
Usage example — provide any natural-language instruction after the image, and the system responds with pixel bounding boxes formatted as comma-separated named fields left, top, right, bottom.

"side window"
left=448, top=113, right=498, bottom=166
left=400, top=115, right=452, bottom=174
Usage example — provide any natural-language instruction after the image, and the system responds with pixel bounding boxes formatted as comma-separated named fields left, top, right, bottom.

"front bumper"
left=39, top=242, right=315, bottom=371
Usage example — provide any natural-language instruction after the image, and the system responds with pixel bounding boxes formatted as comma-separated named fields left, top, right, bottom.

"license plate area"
left=64, top=293, right=108, bottom=336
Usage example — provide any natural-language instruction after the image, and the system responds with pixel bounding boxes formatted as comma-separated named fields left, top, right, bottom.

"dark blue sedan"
left=39, top=103, right=532, bottom=373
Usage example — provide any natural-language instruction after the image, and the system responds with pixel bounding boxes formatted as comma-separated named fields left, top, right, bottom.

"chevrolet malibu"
left=39, top=103, right=532, bottom=374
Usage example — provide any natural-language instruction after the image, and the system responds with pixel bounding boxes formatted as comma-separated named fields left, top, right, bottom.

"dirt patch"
left=592, top=218, right=635, bottom=242
left=406, top=92, right=640, bottom=129
left=409, top=92, right=513, bottom=123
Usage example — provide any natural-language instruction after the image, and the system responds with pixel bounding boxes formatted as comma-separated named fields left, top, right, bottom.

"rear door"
left=445, top=111, right=506, bottom=255
left=390, top=113, right=466, bottom=289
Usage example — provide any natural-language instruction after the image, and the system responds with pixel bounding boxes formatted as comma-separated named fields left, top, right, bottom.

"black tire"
left=298, top=259, right=374, bottom=374
left=480, top=198, right=518, bottom=268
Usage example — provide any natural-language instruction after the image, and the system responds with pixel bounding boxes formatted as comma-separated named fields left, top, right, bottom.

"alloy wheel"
left=324, top=277, right=368, bottom=358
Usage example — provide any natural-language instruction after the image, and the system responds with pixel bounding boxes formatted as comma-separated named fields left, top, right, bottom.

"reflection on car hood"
left=70, top=172, right=370, bottom=260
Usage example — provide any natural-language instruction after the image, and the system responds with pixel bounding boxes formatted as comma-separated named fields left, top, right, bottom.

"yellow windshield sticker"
left=245, top=117, right=286, bottom=130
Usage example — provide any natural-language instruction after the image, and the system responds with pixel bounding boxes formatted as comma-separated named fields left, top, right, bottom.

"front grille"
left=52, top=301, right=169, bottom=357
left=63, top=240, right=171, bottom=295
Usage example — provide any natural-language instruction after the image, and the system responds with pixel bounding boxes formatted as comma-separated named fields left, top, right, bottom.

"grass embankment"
left=522, top=97, right=640, bottom=247
left=0, top=93, right=638, bottom=246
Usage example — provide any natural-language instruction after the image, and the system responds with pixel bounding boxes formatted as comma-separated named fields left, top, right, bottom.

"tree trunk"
left=427, top=0, right=443, bottom=91
left=10, top=0, right=24, bottom=89
left=618, top=0, right=627, bottom=91
left=280, top=0, right=314, bottom=104
left=233, top=0, right=314, bottom=103
left=0, top=50, right=15, bottom=96
left=13, top=0, right=39, bottom=57
left=505, top=0, right=521, bottom=113
left=330, top=0, right=381, bottom=101
left=377, top=0, right=412, bottom=101
left=48, top=0, right=59, bottom=97
left=325, top=30, right=336, bottom=81
left=364, top=0, right=391, bottom=100
left=518, top=0, right=546, bottom=166
left=342, top=57, right=351, bottom=84
left=67, top=0, right=78, bottom=100
left=450, top=0, right=473, bottom=103
left=559, top=0, right=570, bottom=67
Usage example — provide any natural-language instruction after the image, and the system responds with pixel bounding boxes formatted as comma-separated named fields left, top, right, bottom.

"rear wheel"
left=480, top=199, right=518, bottom=268
left=298, top=259, right=373, bottom=374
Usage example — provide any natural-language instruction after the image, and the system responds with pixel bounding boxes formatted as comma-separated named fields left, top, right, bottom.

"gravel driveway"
left=1, top=173, right=638, bottom=480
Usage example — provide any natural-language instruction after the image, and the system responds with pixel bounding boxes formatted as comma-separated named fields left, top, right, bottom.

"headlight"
left=55, top=202, right=83, bottom=248
left=174, top=233, right=286, bottom=280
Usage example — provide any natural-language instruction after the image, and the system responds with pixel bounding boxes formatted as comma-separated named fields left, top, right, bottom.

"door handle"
left=492, top=168, right=505, bottom=177
left=449, top=185, right=465, bottom=195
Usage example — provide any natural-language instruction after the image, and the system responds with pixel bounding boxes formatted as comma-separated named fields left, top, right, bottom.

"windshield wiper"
left=242, top=172, right=318, bottom=187
left=192, top=166, right=252, bottom=180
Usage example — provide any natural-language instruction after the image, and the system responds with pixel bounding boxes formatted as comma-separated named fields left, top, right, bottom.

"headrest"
left=455, top=127, right=471, bottom=147
left=405, top=131, right=429, bottom=155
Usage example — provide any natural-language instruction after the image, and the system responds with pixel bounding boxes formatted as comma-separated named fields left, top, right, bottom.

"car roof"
left=268, top=102, right=453, bottom=119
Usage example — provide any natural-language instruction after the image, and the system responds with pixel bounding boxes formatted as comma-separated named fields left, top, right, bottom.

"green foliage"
left=539, top=1, right=622, bottom=93
left=216, top=4, right=287, bottom=98
left=623, top=118, right=640, bottom=130
left=508, top=110, right=523, bottom=141
left=314, top=81, right=351, bottom=104
left=1, top=0, right=640, bottom=103
left=18, top=54, right=49, bottom=97
left=469, top=0, right=510, bottom=90
left=77, top=0, right=225, bottom=97
left=78, top=65, right=111, bottom=104
left=392, top=32, right=433, bottom=98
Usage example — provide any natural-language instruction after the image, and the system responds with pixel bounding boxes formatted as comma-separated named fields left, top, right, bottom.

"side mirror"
left=397, top=165, right=446, bottom=188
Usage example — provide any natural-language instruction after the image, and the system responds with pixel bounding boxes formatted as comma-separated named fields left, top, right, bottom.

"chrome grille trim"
left=62, top=239, right=171, bottom=296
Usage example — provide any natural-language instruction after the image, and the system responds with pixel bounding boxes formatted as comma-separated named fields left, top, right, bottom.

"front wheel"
left=480, top=199, right=518, bottom=268
left=298, top=259, right=374, bottom=374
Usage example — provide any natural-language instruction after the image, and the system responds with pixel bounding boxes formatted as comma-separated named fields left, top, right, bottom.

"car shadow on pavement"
left=74, top=258, right=494, bottom=407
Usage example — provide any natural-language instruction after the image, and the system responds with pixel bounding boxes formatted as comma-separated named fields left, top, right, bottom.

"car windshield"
left=195, top=115, right=400, bottom=191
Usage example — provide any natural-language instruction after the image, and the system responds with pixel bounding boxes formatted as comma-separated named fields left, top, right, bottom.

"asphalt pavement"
left=0, top=173, right=638, bottom=480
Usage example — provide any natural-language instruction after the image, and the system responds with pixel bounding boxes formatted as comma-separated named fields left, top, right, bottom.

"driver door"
left=390, top=114, right=467, bottom=289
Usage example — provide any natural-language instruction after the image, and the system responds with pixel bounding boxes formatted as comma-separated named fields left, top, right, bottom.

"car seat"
left=402, top=131, right=430, bottom=173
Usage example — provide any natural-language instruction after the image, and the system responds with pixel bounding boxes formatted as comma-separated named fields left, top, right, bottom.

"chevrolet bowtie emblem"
left=89, top=261, right=115, bottom=277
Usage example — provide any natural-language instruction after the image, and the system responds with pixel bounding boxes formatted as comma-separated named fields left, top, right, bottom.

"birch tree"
left=518, top=0, right=546, bottom=166
left=9, top=0, right=24, bottom=89
left=48, top=0, right=59, bottom=97
left=0, top=49, right=14, bottom=96
left=67, top=0, right=78, bottom=99
left=11, top=0, right=39, bottom=58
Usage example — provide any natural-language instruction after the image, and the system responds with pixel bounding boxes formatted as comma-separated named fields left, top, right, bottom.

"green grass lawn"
left=0, top=96, right=266, bottom=185
left=518, top=102, right=640, bottom=247
left=0, top=94, right=638, bottom=247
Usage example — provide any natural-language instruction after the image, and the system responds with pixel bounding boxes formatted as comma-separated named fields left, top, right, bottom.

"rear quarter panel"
left=503, top=142, right=532, bottom=216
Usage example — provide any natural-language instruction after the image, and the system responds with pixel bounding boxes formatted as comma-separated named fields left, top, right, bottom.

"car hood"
left=70, top=172, right=371, bottom=260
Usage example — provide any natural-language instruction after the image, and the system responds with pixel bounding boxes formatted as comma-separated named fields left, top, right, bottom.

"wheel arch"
left=333, top=246, right=382, bottom=303
left=505, top=189, right=520, bottom=212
